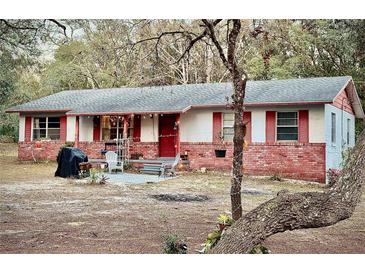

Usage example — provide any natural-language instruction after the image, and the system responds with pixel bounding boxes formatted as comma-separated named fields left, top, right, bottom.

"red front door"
left=159, top=114, right=176, bottom=157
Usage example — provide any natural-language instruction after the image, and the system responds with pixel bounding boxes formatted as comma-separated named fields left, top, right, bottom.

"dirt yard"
left=1, top=143, right=364, bottom=253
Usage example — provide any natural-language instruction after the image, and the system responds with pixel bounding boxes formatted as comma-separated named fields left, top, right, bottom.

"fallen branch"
left=210, top=129, right=365, bottom=253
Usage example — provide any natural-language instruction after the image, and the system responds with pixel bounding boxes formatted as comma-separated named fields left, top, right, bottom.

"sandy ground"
left=0, top=143, right=364, bottom=253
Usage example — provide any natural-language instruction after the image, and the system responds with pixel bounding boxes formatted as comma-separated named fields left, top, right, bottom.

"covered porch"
left=72, top=112, right=184, bottom=169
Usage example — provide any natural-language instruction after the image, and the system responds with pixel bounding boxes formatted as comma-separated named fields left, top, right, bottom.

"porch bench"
left=140, top=164, right=163, bottom=175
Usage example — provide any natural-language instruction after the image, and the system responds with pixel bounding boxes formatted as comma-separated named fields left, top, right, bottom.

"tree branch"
left=210, top=129, right=365, bottom=253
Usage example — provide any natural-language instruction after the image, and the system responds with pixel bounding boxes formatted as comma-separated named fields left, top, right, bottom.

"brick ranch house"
left=6, top=76, right=364, bottom=183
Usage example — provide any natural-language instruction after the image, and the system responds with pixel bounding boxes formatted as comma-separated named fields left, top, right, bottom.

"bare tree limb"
left=210, top=129, right=365, bottom=253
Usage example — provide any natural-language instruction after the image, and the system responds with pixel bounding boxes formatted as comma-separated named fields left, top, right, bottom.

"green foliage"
left=162, top=234, right=187, bottom=254
left=2, top=19, right=365, bottom=141
left=217, top=214, right=234, bottom=225
left=200, top=230, right=222, bottom=253
left=249, top=245, right=270, bottom=254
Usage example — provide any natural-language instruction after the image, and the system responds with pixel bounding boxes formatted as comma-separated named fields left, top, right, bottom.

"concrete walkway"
left=103, top=172, right=173, bottom=184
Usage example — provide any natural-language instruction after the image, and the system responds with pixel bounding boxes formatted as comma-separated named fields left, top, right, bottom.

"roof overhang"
left=333, top=78, right=365, bottom=119
left=5, top=109, right=71, bottom=114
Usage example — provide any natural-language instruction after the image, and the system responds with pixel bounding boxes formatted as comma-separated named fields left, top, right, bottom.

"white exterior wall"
left=141, top=115, right=158, bottom=142
left=18, top=115, right=25, bottom=142
left=79, top=116, right=93, bottom=142
left=251, top=109, right=266, bottom=142
left=180, top=109, right=213, bottom=142
left=325, top=104, right=355, bottom=170
left=66, top=116, right=76, bottom=142
left=176, top=105, right=326, bottom=144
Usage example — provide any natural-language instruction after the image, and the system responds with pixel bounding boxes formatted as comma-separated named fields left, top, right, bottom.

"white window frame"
left=222, top=112, right=234, bottom=142
left=346, top=118, right=350, bottom=145
left=276, top=111, right=299, bottom=142
left=32, top=116, right=61, bottom=141
left=331, top=112, right=336, bottom=145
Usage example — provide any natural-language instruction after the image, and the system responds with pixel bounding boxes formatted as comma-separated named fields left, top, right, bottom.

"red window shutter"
left=266, top=111, right=276, bottom=143
left=60, top=116, right=67, bottom=142
left=213, top=112, right=222, bottom=143
left=298, top=110, right=309, bottom=143
left=243, top=111, right=252, bottom=143
left=93, top=116, right=101, bottom=141
left=25, top=116, right=32, bottom=142
left=133, top=115, right=141, bottom=142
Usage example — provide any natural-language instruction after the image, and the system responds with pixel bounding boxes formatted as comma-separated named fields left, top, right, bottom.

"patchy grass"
left=0, top=143, right=364, bottom=253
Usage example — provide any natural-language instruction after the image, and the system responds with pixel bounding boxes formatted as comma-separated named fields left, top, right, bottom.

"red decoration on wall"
left=25, top=116, right=32, bottom=142
left=265, top=111, right=276, bottom=143
left=243, top=111, right=252, bottom=143
left=133, top=115, right=141, bottom=142
left=213, top=112, right=222, bottom=143
left=60, top=116, right=67, bottom=142
left=298, top=110, right=309, bottom=143
left=93, top=116, right=101, bottom=141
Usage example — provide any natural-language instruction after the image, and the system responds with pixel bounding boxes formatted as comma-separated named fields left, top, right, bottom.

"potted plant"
left=214, top=131, right=227, bottom=157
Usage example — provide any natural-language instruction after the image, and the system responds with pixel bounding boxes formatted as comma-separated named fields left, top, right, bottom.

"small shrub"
left=270, top=174, right=282, bottom=181
left=327, top=168, right=341, bottom=187
left=199, top=213, right=234, bottom=253
left=162, top=234, right=187, bottom=254
left=217, top=214, right=234, bottom=225
left=89, top=168, right=100, bottom=184
left=249, top=244, right=270, bottom=254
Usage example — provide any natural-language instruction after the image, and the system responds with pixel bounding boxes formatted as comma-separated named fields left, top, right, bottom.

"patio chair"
left=160, top=153, right=180, bottom=177
left=105, top=151, right=123, bottom=173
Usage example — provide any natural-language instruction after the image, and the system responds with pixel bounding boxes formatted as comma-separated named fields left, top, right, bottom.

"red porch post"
left=175, top=114, right=180, bottom=155
left=123, top=115, right=129, bottom=139
left=75, top=116, right=79, bottom=148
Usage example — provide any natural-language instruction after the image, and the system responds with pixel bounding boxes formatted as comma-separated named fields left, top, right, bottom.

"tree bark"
left=203, top=19, right=247, bottom=220
left=210, top=129, right=365, bottom=253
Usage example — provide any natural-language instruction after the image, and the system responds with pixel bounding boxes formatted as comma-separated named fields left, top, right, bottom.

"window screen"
left=276, top=112, right=298, bottom=141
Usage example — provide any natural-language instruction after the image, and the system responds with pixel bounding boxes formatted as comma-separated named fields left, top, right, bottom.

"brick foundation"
left=18, top=140, right=64, bottom=161
left=18, top=140, right=326, bottom=183
left=181, top=142, right=326, bottom=183
left=18, top=140, right=160, bottom=162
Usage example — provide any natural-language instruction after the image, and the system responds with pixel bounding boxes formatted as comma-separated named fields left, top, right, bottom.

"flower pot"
left=215, top=149, right=226, bottom=158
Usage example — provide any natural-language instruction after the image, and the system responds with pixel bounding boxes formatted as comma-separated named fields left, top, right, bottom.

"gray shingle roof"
left=7, top=76, right=352, bottom=115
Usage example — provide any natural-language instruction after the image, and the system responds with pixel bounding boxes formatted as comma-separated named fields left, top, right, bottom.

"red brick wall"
left=18, top=139, right=326, bottom=182
left=130, top=142, right=159, bottom=159
left=181, top=141, right=326, bottom=183
left=78, top=141, right=105, bottom=158
left=18, top=140, right=64, bottom=161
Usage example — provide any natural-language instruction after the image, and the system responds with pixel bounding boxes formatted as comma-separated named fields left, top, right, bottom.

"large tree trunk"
left=210, top=129, right=365, bottom=253
left=230, top=77, right=246, bottom=220
left=228, top=20, right=246, bottom=221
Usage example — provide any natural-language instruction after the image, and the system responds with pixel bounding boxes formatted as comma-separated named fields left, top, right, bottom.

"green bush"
left=162, top=234, right=187, bottom=254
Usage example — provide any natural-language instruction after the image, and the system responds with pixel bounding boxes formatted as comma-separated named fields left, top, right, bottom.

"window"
left=347, top=118, right=350, bottom=145
left=276, top=112, right=298, bottom=141
left=33, top=117, right=60, bottom=140
left=331, top=113, right=336, bottom=144
left=101, top=116, right=134, bottom=140
left=222, top=113, right=234, bottom=141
